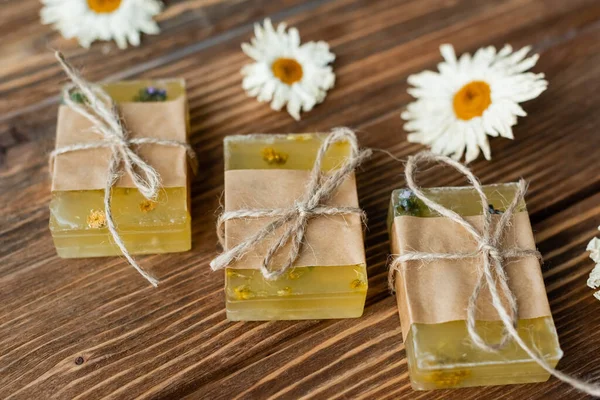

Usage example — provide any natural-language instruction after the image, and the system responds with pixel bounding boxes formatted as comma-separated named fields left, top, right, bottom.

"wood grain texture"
left=2, top=0, right=600, bottom=398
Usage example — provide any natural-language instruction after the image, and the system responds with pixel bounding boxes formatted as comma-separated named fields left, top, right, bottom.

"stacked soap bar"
left=388, top=184, right=563, bottom=390
left=223, top=134, right=368, bottom=321
left=49, top=80, right=191, bottom=258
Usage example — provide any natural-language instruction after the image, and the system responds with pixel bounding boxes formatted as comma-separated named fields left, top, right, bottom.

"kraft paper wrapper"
left=391, top=212, right=551, bottom=341
left=51, top=94, right=188, bottom=191
left=223, top=169, right=366, bottom=270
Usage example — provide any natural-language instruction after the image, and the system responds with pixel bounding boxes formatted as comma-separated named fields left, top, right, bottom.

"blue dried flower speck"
left=399, top=189, right=413, bottom=199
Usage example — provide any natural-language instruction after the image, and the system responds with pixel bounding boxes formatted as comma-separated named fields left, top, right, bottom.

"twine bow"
left=50, top=52, right=197, bottom=287
left=388, top=151, right=540, bottom=352
left=388, top=151, right=600, bottom=396
left=210, top=128, right=371, bottom=280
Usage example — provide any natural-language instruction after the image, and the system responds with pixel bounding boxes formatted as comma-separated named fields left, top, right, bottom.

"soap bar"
left=49, top=80, right=191, bottom=258
left=222, top=134, right=367, bottom=321
left=388, top=183, right=563, bottom=390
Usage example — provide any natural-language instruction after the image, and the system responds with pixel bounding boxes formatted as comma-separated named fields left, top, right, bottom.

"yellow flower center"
left=87, top=0, right=122, bottom=13
left=262, top=147, right=288, bottom=165
left=87, top=209, right=106, bottom=229
left=350, top=279, right=367, bottom=290
left=271, top=58, right=303, bottom=85
left=233, top=285, right=255, bottom=300
left=139, top=200, right=157, bottom=213
left=452, top=81, right=492, bottom=120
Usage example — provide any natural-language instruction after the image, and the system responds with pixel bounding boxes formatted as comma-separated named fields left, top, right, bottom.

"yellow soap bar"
left=49, top=81, right=191, bottom=258
left=388, top=184, right=563, bottom=390
left=223, top=134, right=368, bottom=321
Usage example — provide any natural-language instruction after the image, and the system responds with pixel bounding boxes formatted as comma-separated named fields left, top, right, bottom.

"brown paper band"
left=222, top=169, right=366, bottom=270
left=391, top=212, right=551, bottom=340
left=51, top=95, right=188, bottom=191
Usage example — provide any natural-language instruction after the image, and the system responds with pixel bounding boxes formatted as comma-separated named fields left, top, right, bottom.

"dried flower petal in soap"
left=49, top=80, right=192, bottom=259
left=220, top=133, right=368, bottom=321
left=388, top=184, right=563, bottom=390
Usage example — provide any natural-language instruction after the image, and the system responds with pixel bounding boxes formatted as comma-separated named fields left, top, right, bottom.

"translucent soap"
left=49, top=80, right=191, bottom=258
left=223, top=134, right=368, bottom=321
left=388, top=184, right=563, bottom=390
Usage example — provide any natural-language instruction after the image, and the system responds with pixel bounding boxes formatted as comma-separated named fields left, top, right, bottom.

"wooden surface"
left=2, top=0, right=600, bottom=398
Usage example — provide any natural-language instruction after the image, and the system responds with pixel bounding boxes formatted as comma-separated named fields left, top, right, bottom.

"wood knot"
left=75, top=356, right=84, bottom=365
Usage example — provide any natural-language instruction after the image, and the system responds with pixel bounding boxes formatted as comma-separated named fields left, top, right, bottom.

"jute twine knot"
left=210, top=128, right=372, bottom=280
left=50, top=52, right=197, bottom=287
left=389, top=151, right=600, bottom=396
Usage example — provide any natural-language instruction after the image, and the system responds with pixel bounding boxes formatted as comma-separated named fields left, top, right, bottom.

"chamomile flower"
left=40, top=0, right=162, bottom=49
left=241, top=19, right=335, bottom=121
left=587, top=233, right=600, bottom=300
left=402, top=44, right=547, bottom=162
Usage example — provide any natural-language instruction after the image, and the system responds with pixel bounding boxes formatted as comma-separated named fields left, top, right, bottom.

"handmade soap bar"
left=49, top=80, right=191, bottom=258
left=388, top=184, right=563, bottom=390
left=222, top=134, right=367, bottom=320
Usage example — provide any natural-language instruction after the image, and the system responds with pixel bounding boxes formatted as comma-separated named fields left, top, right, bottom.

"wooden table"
left=2, top=0, right=600, bottom=398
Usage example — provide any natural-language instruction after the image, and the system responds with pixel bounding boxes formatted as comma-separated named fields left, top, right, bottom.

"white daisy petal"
left=293, top=85, right=317, bottom=112
left=140, top=19, right=160, bottom=35
left=588, top=237, right=600, bottom=264
left=452, top=131, right=466, bottom=161
left=588, top=234, right=600, bottom=300
left=276, top=21, right=287, bottom=36
left=264, top=18, right=276, bottom=35
left=246, top=86, right=261, bottom=98
left=114, top=31, right=128, bottom=49
left=286, top=92, right=302, bottom=121
left=40, top=0, right=161, bottom=48
left=506, top=101, right=527, bottom=117
left=299, top=41, right=335, bottom=66
left=80, top=37, right=93, bottom=48
left=440, top=44, right=457, bottom=66
left=458, top=51, right=472, bottom=69
left=400, top=111, right=412, bottom=120
left=257, top=79, right=277, bottom=103
left=474, top=121, right=492, bottom=160
left=241, top=43, right=262, bottom=61
left=127, top=30, right=141, bottom=47
left=502, top=123, right=514, bottom=140
left=507, top=46, right=532, bottom=65
left=242, top=71, right=269, bottom=91
left=254, top=21, right=265, bottom=40
left=498, top=44, right=513, bottom=57
left=288, top=27, right=300, bottom=48
left=271, top=84, right=289, bottom=111
left=489, top=108, right=507, bottom=137
left=403, top=43, right=547, bottom=161
left=513, top=54, right=539, bottom=74
left=240, top=19, right=335, bottom=120
left=40, top=7, right=62, bottom=23
left=464, top=125, right=481, bottom=164
left=482, top=113, right=498, bottom=137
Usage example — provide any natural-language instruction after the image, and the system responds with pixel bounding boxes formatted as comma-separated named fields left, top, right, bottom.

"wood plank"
left=182, top=13, right=600, bottom=398
left=2, top=0, right=600, bottom=398
left=0, top=0, right=328, bottom=116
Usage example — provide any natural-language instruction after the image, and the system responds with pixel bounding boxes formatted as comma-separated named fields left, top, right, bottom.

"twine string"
left=389, top=151, right=600, bottom=396
left=50, top=52, right=197, bottom=287
left=210, top=127, right=372, bottom=280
